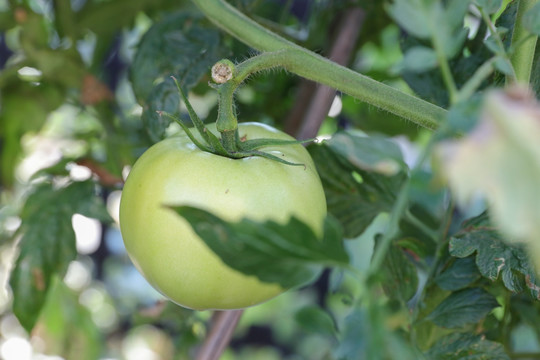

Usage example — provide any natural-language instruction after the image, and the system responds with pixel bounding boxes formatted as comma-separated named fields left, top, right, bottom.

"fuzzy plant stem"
left=191, top=0, right=446, bottom=130
left=509, top=0, right=539, bottom=84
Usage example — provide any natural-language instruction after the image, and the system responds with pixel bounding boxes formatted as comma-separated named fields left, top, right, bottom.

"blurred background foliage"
left=1, top=0, right=540, bottom=359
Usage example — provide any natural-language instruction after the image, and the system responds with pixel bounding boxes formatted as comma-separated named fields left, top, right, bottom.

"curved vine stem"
left=191, top=0, right=446, bottom=130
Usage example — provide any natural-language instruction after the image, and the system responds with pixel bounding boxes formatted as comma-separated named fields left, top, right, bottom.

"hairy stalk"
left=509, top=0, right=539, bottom=84
left=191, top=0, right=446, bottom=130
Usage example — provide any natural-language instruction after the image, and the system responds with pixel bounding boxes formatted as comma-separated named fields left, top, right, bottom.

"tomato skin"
left=119, top=122, right=326, bottom=310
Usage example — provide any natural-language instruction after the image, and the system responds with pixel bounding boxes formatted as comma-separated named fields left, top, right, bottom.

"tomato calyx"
left=159, top=76, right=310, bottom=166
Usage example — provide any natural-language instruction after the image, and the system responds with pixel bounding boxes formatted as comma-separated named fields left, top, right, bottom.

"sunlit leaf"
left=171, top=206, right=349, bottom=289
left=436, top=87, right=540, bottom=270
left=426, top=287, right=499, bottom=328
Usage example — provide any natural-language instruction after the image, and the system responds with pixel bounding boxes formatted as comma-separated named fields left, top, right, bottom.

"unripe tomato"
left=119, top=122, right=326, bottom=310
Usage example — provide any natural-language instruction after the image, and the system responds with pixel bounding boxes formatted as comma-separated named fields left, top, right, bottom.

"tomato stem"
left=191, top=0, right=446, bottom=130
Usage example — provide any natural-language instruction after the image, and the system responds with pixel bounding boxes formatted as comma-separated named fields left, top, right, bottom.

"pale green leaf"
left=523, top=2, right=540, bottom=36
left=436, top=88, right=540, bottom=260
left=401, top=46, right=438, bottom=73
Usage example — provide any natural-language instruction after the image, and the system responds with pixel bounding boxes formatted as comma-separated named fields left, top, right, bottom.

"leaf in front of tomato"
left=9, top=180, right=109, bottom=332
left=449, top=213, right=540, bottom=299
left=172, top=206, right=349, bottom=289
left=426, top=287, right=499, bottom=328
left=426, top=332, right=509, bottom=360
left=308, top=133, right=407, bottom=238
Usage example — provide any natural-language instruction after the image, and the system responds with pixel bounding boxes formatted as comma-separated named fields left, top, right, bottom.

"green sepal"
left=238, top=137, right=314, bottom=151
left=166, top=75, right=309, bottom=166
left=171, top=76, right=228, bottom=154
left=157, top=111, right=214, bottom=153
left=233, top=149, right=307, bottom=167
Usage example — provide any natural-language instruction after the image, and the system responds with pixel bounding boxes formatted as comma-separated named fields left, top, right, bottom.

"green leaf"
left=449, top=213, right=540, bottom=298
left=426, top=287, right=499, bottom=328
left=435, top=256, right=481, bottom=291
left=327, top=132, right=407, bottom=175
left=523, top=1, right=540, bottom=36
left=131, top=11, right=226, bottom=104
left=408, top=170, right=447, bottom=218
left=401, top=22, right=490, bottom=108
left=9, top=180, right=109, bottom=332
left=388, top=0, right=469, bottom=58
left=493, top=56, right=514, bottom=75
left=386, top=0, right=433, bottom=39
left=401, top=46, right=438, bottom=73
left=131, top=11, right=227, bottom=140
left=381, top=242, right=419, bottom=303
left=140, top=78, right=180, bottom=142
left=308, top=133, right=407, bottom=238
left=171, top=206, right=349, bottom=289
left=474, top=0, right=504, bottom=14
left=295, top=305, right=337, bottom=339
left=335, top=303, right=424, bottom=360
left=484, top=36, right=502, bottom=54
left=427, top=332, right=509, bottom=359
left=445, top=95, right=483, bottom=134
left=435, top=88, right=540, bottom=267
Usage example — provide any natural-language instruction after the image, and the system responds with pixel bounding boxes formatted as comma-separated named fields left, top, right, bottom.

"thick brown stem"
left=195, top=310, right=244, bottom=360
left=294, top=8, right=365, bottom=139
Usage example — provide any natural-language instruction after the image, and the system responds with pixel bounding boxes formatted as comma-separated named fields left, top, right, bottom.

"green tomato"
left=119, top=122, right=326, bottom=310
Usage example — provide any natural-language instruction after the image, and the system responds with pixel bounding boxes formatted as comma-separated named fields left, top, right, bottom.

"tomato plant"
left=1, top=0, right=540, bottom=359
left=119, top=122, right=326, bottom=310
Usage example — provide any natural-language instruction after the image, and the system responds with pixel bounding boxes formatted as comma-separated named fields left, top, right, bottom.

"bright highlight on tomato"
left=119, top=122, right=326, bottom=310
